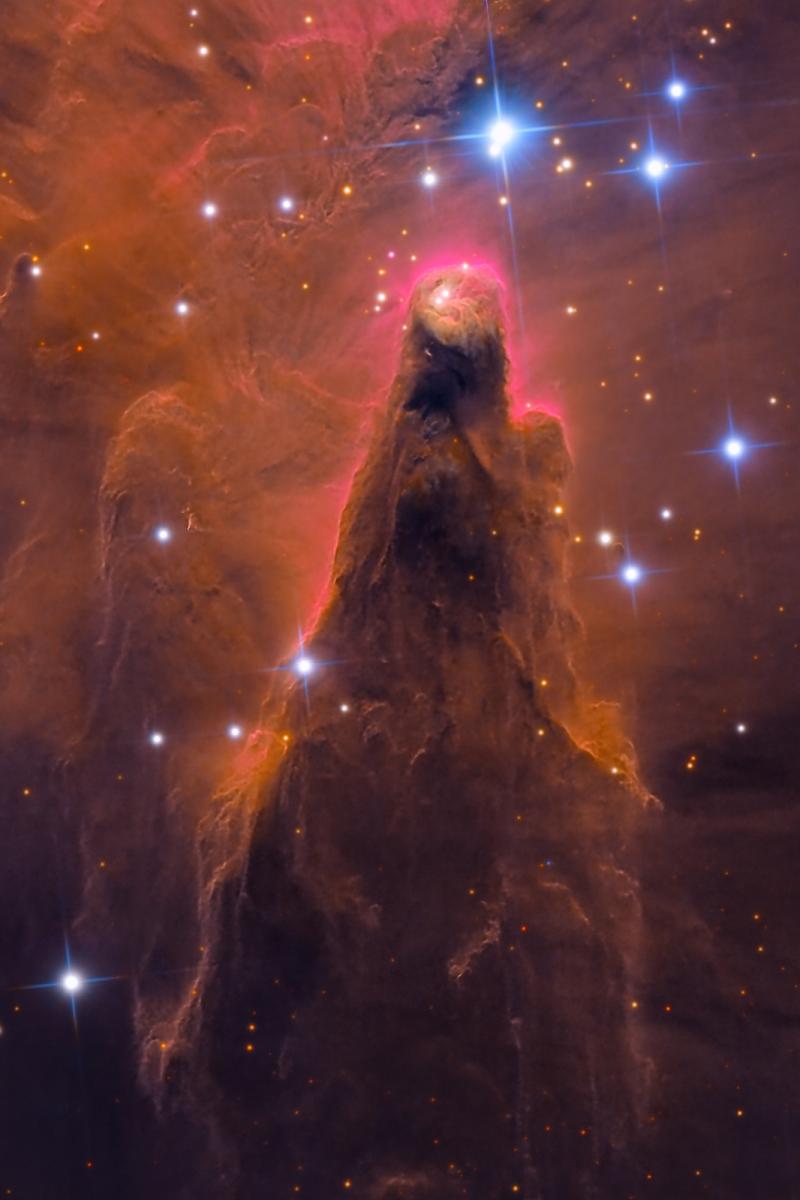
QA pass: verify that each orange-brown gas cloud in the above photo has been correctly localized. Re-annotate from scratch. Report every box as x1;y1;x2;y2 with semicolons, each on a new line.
2;1;799;1196
147;264;650;1198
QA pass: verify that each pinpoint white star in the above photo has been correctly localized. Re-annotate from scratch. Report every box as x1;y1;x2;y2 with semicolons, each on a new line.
421;168;438;188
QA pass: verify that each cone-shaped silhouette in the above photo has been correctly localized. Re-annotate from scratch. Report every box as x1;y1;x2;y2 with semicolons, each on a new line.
176;267;649;1199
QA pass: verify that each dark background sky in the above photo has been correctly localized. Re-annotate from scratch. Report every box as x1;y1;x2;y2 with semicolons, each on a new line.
0;0;798;1195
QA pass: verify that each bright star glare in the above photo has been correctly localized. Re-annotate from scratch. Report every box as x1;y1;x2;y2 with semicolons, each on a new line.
667;81;687;100
421;169;438;188
723;436;745;460
61;972;83;994
154;525;172;543
202;201;218;218
279;196;294;212
621;564;642;585
597;530;613;546
488;118;515;156
489;119;515;146
660;507;673;521
149;731;165;746
227;724;243;740
295;655;314;676
644;156;669;179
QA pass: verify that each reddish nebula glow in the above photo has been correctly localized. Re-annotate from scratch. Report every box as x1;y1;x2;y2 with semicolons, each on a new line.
0;1;797;1196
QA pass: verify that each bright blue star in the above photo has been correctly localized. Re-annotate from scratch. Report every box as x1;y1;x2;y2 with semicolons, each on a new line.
487;118;515;157
723;435;746;460
644;155;670;180
16;960;121;1032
